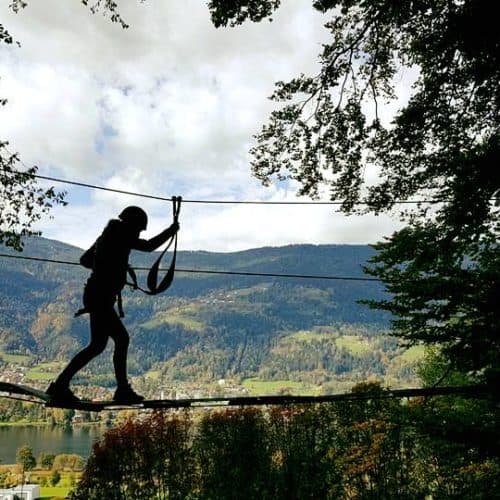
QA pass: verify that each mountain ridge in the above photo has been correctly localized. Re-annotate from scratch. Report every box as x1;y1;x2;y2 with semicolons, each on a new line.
0;237;416;395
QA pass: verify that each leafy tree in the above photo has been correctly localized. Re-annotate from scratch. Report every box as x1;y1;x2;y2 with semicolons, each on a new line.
16;444;36;472
50;469;61;486
207;0;500;381
0;458;6;488
267;404;343;499
0;146;66;250
53;454;86;471
72;403;500;499
38;452;56;470
71;412;195;500
195;407;272;499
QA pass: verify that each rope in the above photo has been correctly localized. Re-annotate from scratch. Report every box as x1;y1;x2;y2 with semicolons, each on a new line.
0;252;382;282
2;148;497;206
0;149;444;206
19;171;443;205
145;196;182;294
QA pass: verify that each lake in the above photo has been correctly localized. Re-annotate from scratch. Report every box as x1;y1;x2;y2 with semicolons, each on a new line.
0;425;106;464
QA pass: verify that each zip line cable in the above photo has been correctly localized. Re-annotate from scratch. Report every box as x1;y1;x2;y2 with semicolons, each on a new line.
0;253;381;282
3;146;499;206
1;146;440;206
4;168;438;205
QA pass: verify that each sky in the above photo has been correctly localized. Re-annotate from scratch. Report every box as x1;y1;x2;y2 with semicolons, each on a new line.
0;0;407;252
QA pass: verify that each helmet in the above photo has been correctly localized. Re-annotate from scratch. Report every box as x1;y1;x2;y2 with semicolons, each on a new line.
119;206;148;231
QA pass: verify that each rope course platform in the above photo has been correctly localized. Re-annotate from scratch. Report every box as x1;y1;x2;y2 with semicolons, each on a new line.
0;382;492;412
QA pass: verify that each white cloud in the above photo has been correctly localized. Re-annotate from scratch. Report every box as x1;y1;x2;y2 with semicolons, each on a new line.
1;0;406;252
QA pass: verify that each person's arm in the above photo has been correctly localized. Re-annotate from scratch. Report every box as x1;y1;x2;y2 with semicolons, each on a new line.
132;221;179;252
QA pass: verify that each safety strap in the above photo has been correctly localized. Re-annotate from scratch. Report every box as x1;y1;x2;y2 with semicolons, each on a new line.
127;196;182;296
74;296;125;318
117;292;125;318
75;197;181;318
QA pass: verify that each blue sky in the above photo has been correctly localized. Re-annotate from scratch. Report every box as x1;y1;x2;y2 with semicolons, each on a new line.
0;0;405;251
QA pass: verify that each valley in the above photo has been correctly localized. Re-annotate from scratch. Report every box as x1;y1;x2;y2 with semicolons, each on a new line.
0;237;424;405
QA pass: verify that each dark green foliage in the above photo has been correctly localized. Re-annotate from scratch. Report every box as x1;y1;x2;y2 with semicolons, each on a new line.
195;408;272;499
208;0;280;28
38;452;55;470
0;147;66;251
363;225;500;379
50;468;61;486
71;386;500;499
16;444;36;471
213;0;500;216
207;0;500;383
268;405;343;499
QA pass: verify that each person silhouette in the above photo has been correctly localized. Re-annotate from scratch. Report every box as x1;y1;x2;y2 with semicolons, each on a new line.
47;206;179;404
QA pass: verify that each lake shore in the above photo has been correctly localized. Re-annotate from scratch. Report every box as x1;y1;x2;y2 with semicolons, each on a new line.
0;424;106;464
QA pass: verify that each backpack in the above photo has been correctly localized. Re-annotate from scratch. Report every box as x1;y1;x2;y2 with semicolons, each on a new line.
80;243;96;269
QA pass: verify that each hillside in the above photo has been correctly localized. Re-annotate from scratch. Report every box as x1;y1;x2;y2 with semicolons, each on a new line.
0;237;422;397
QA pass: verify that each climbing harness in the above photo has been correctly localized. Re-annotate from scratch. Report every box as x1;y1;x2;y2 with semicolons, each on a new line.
126;196;182;296
75;196;182;318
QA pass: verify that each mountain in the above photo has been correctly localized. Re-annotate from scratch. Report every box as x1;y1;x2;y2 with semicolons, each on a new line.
0;237;419;394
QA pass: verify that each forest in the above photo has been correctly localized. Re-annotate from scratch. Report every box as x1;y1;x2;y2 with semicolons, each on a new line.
70;385;500;500
0;238;402;399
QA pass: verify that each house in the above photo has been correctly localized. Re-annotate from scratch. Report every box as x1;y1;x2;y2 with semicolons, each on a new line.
0;484;40;500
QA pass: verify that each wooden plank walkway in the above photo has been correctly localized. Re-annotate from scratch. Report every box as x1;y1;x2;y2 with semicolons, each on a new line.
0;381;492;412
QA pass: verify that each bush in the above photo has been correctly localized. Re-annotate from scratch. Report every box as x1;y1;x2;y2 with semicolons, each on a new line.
51;469;61;486
70;397;500;500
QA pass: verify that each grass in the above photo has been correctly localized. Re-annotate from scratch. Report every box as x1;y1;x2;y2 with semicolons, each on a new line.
26;361;65;381
142;308;205;331
0;420;49;427
1;470;78;499
285;330;333;343
242;378;320;396
145;369;161;380
25;371;57;381
0;351;31;364
230;284;271;297
40;485;72;498
279;332;373;356
335;335;372;355
399;345;426;362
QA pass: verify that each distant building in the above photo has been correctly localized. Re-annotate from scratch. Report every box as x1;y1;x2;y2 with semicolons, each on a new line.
0;484;40;500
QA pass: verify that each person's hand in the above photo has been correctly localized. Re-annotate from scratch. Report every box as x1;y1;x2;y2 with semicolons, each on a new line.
171;220;180;232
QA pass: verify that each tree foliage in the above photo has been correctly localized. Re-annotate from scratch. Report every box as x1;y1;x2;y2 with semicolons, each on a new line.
71;389;500;499
71;411;195;500
16;444;36;472
0;146;66;250
209;0;499;212
207;0;500;381
38;452;55;470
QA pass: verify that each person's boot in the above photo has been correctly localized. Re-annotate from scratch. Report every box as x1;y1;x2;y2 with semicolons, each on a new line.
46;382;80;404
113;383;144;404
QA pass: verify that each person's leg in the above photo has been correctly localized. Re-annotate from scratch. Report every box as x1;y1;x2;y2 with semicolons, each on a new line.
49;309;110;392
108;312;144;402
107;309;130;387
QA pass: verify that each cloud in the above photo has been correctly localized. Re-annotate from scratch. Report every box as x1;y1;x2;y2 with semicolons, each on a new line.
1;0;405;252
